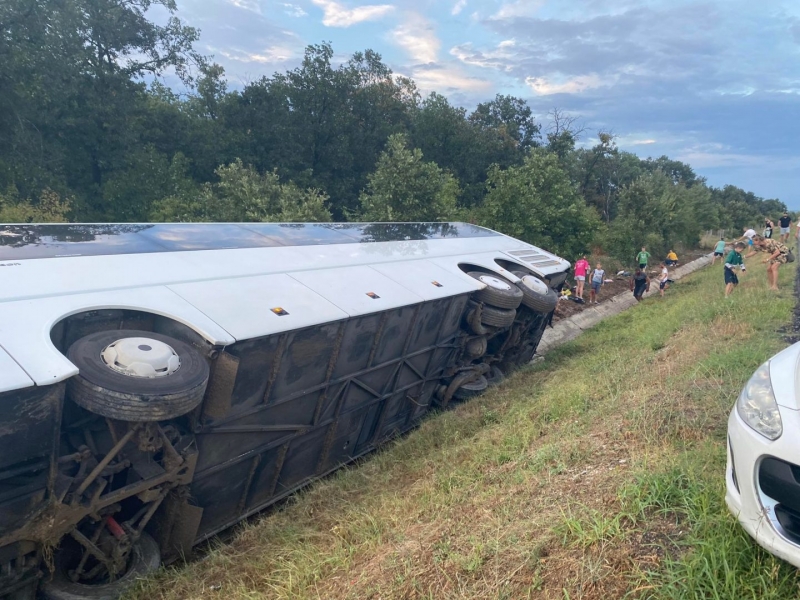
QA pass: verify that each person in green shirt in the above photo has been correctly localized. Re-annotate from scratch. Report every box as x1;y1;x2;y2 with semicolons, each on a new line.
712;237;726;265
636;247;651;270
724;242;746;297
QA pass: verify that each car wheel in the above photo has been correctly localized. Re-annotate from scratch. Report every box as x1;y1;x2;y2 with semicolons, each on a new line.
41;532;161;600
453;375;489;400
67;329;209;422
467;271;523;309
512;270;558;313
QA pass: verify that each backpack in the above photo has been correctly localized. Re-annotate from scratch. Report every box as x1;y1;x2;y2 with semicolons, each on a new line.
787;249;795;263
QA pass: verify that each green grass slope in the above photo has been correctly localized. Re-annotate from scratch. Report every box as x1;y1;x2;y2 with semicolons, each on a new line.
127;260;800;600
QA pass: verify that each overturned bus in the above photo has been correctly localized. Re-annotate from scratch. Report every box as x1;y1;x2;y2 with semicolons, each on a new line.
0;222;569;599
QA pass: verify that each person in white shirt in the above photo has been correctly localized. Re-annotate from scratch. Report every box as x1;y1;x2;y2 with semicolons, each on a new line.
658;263;669;297
739;227;757;257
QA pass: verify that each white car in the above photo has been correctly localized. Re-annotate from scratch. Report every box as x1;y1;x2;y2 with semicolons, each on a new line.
727;342;800;566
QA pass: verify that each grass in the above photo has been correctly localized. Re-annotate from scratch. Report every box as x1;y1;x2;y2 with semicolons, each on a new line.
127;259;799;600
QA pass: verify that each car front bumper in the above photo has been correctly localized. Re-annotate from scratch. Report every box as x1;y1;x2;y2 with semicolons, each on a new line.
727;404;800;567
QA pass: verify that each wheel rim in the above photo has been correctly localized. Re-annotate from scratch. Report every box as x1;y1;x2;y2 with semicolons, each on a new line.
520;275;550;296
101;337;181;378
478;274;512;291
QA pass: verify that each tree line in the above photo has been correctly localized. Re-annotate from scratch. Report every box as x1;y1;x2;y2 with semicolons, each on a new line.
0;0;787;262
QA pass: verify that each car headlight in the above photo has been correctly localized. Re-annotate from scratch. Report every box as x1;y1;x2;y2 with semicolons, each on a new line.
736;362;782;440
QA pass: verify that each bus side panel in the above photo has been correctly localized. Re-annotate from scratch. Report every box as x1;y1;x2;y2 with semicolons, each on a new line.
189;295;468;541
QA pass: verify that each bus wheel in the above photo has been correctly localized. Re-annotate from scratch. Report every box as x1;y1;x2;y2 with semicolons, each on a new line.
453;375;488;400
41;532;160;600
512;271;558;313
467;271;523;309
67;330;209;422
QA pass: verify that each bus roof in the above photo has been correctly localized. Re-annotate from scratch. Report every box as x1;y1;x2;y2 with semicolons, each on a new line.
0;222;570;394
0;222;498;261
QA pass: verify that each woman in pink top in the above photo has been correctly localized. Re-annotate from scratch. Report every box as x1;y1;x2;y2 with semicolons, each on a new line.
574;255;590;300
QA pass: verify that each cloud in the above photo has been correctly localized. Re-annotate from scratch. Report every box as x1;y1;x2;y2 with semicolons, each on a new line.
391;13;440;64
630;139;657;146
226;0;261;14
216;45;299;64
491;0;545;20
407;64;493;93
525;73;610;95
451;0;466;16
282;3;307;17
311;0;395;27
450;40;516;71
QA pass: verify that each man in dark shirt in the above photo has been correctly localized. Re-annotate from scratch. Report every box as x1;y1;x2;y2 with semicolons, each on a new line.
779;212;792;243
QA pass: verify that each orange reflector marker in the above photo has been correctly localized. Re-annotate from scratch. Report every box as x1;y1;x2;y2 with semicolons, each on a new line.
366;292;380;299
270;307;289;316
431;281;443;287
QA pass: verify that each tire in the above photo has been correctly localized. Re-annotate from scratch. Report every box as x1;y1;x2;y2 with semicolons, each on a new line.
41;532;161;600
453;375;488;400
467;271;523;309
486;365;505;388
67;330;209;422
468;301;516;328
512;270;558;314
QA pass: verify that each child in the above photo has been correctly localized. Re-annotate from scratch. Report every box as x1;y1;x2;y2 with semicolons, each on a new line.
724;241;746;297
574;255;590;300
658;262;669;297
636;246;650;270
589;262;605;304
665;250;678;266
712;237;726;265
630;268;649;302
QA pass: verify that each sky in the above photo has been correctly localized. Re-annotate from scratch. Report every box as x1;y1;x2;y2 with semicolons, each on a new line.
170;0;800;207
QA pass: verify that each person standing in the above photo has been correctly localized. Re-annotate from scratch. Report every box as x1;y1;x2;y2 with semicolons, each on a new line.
589;262;605;304
630;268;650;302
636;246;651;270
779;212;792;243
724;242;747;297
658;262;669;297
764;218;774;239
573;255;590;301
754;235;789;291
712;237;727;265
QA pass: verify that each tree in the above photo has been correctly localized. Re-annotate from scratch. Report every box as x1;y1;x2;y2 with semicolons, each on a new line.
358;134;459;222
151;159;331;222
0;187;71;223
604;171;711;262
474;150;600;259
0;0;203;219
469;94;540;152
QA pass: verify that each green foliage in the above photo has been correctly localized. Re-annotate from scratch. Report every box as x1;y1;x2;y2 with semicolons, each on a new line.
0;188;71;223
603;171;713;261
358;134;459;222
151;159;331;222
475;150;601;259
